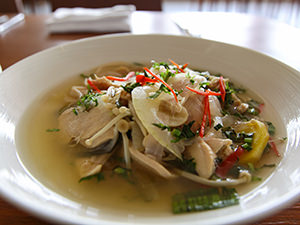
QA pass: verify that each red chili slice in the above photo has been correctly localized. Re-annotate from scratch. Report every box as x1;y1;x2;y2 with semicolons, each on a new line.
215;146;245;178
87;79;102;93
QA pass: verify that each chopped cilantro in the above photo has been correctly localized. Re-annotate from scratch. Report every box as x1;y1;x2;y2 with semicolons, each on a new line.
112;166;135;184
152;123;171;131
149;84;170;99
199;81;210;89
149;84;182;100
72;108;78;116
77;89;101;111
121;82;141;93
168;158;197;174
214;123;223;131
152;121;196;143
266;121;276;136
152;61;170;70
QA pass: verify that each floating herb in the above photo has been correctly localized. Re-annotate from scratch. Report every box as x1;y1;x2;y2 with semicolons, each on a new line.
113;166;135;184
79;172;104;183
152;123;171;131
168;158;197;174
171;121;196;143
72;108;78;116
266;121;276;136
251;176;262;182
214;123;223;131
153;121;196;143
46;128;60;132
149;84;170;99
77;89;101;111
121;82;141;93
172;187;239;214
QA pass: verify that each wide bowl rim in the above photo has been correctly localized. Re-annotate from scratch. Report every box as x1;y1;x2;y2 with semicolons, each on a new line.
1;33;300;225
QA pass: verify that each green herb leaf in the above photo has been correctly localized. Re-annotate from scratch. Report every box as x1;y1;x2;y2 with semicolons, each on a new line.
79;172;104;183
199;81;210;89
171;121;196;143
214;123;223;131
121;82;141;93
153;121;196;143
152;123;171;131
72;108;78;116
77;89;101;111
168;158;197;174
172;187;239;214
46;128;60;132
251;176;262;182
160;70;174;82
113;166;135;184
266;121;276;136
149;84;170;99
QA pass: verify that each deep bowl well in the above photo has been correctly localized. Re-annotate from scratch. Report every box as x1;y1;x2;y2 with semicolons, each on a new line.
0;34;300;225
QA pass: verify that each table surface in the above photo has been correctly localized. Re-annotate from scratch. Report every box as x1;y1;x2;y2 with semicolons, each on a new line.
1;10;300;225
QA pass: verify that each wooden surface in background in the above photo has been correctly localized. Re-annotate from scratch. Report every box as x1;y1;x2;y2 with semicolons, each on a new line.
0;11;300;224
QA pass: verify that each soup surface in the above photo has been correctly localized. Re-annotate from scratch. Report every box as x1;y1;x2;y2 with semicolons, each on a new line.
16;61;283;216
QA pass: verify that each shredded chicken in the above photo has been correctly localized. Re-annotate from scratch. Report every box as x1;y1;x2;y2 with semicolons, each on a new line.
185;138;216;179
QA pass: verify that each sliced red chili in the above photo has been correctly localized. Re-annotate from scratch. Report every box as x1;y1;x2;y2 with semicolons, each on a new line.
182;63;188;70
215;146;244;178
186;86;221;96
87;79;102;93
219;76;226;102
169;59;185;73
106;71;135;82
135;74;158;86
144;67;178;103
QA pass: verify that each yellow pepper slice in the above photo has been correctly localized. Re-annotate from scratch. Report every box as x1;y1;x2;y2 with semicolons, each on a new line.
234;119;269;164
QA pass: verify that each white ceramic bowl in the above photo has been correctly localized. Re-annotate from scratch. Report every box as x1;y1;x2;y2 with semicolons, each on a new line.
1;34;300;225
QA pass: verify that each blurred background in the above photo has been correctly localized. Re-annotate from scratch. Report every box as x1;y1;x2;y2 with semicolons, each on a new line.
1;0;299;28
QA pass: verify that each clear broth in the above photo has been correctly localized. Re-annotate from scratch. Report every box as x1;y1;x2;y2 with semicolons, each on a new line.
16;65;282;217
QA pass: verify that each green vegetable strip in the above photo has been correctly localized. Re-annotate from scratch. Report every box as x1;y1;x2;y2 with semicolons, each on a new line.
172;187;239;214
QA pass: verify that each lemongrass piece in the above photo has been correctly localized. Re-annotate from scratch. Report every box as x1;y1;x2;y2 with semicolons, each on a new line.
116;119;131;168
173;168;250;187
128;101;148;136
85;109;131;146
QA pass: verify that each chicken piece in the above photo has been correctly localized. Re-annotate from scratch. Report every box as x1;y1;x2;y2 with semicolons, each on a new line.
205;137;232;154
92;76;116;90
183;93;205;132
76;152;114;178
129;145;176;179
205;137;233;160
185;137;216;178
232;93;249;113
143;134;165;162
58;102;117;150
64;86;88;103
183;94;222;132
168;72;206;98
